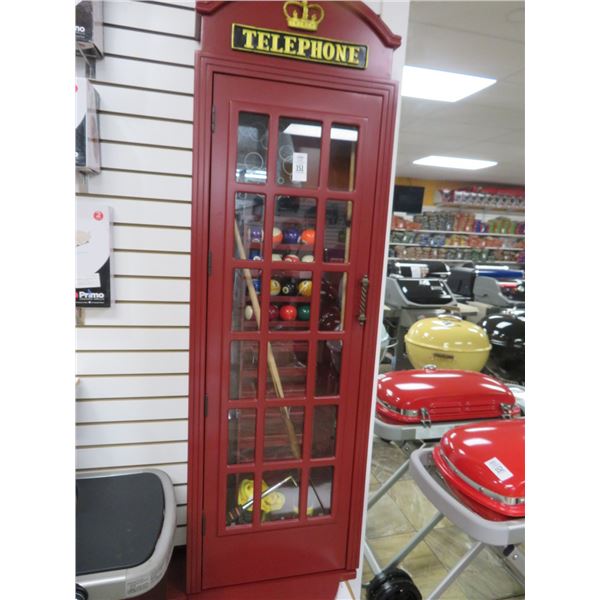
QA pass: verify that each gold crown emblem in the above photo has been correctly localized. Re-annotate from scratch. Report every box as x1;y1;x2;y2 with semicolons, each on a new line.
283;0;324;31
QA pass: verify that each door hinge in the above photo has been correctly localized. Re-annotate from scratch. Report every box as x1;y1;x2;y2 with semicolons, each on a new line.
211;105;216;133
202;512;206;536
204;393;208;418
208;250;212;275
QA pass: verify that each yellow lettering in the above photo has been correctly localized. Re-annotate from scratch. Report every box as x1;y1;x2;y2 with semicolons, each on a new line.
310;39;323;60
270;33;283;53
335;44;348;63
297;38;310;57
256;31;270;51
284;35;296;54
348;46;360;65
322;42;335;61
241;28;257;49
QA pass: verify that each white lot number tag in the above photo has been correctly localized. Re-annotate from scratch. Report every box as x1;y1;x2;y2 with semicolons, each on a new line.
292;152;308;182
484;457;513;482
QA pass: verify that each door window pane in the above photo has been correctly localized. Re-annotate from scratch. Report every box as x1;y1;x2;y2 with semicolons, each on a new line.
226;472;254;527
315;340;342;397
230;340;259;400
236;112;268;184
264;406;304;462
266;341;308;399
319;272;347;332
324;200;352;263
234;192;265;261
311;405;338;458
269;270;313;331
277;118;322;188
261;469;301;523
228;408;256;464
273;195;317;263
232;268;261;332
328;124;359;191
307;466;333;517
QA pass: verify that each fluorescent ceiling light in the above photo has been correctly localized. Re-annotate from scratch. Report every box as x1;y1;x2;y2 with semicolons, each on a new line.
284;124;358;142
413;155;497;170
402;66;496;102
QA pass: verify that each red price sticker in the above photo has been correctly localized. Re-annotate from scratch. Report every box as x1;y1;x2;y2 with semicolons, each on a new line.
93;211;104;221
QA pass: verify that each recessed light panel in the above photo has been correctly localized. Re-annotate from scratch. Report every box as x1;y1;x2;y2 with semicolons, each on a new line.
402;66;496;102
413;155;497;170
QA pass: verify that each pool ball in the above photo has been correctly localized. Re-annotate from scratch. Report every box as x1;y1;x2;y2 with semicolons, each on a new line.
301;254;315;263
283;226;300;244
273;227;283;244
248;249;262;261
252;278;261;293
298;280;312;297
281;280;298;296
248;226;263;243
283;254;300;263
268;304;279;321
279;305;297;321
244;305;254;321
300;228;316;245
270;279;281;296
297;304;311;321
272;253;284;262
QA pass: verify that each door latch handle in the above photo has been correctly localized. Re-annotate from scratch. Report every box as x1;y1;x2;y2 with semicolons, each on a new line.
358;274;369;325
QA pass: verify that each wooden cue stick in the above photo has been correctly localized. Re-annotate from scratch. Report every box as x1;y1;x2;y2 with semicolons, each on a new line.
233;220;301;459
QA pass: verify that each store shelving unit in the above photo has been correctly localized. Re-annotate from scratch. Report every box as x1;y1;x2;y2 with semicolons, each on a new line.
389;187;525;267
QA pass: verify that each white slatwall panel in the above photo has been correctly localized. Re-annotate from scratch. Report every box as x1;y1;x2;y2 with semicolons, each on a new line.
80;303;189;326
76;328;189;350
112;225;191;252
82;170;191;201
100;142;192;175
76;398;188;423
93;83;193;121
76;1;199;546
113;278;190;302
76;351;189;375
99;114;193;148
78;197;191;227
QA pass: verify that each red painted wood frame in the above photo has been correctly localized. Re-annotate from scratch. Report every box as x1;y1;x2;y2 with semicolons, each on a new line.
188;2;400;596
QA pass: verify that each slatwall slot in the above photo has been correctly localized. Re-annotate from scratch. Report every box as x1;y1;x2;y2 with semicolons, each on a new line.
112;251;190;277
112;278;190;302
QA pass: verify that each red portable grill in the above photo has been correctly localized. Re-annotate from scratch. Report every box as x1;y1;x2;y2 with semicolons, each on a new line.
376;368;520;426
433;419;525;519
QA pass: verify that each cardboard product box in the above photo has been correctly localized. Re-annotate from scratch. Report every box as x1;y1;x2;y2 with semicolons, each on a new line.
76;0;104;57
76;78;101;173
76;203;112;307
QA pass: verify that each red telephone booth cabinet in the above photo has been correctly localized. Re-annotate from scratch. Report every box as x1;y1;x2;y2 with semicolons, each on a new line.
187;2;402;598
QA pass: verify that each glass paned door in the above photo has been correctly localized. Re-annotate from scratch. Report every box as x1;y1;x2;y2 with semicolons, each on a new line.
203;73;382;589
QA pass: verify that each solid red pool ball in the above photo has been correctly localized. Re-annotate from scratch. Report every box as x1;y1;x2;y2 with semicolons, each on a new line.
268;304;279;321
279;305;297;321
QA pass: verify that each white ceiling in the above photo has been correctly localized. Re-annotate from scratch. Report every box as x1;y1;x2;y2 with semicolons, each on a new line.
397;1;524;184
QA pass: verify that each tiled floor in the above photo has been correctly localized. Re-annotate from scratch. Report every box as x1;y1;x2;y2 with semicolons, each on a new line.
361;437;525;599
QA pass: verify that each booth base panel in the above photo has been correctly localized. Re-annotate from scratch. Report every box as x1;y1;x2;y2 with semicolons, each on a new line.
160;548;349;600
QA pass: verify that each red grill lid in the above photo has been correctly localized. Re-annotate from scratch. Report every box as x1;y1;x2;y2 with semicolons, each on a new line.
376;369;518;424
433;419;525;517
